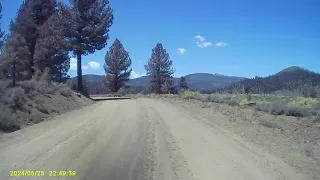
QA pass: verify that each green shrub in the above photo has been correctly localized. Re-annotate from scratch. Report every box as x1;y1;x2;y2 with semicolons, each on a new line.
66;79;74;89
0;104;20;132
182;90;202;100
202;94;212;102
313;113;320;122
256;100;315;117
19;80;40;93
59;86;72;97
1;87;27;109
310;103;320;115
227;97;239;106
29;109;46;124
206;95;225;103
268;100;287;115
295;97;318;106
285;104;310;117
239;99;250;106
0;80;11;95
256;100;286;115
178;91;320;118
256;102;269;112
36;104;50;114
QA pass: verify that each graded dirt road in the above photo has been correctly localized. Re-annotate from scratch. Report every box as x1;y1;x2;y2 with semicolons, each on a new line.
0;99;308;180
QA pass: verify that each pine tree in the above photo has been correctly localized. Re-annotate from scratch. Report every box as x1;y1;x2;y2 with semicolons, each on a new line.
1;34;30;86
0;2;5;49
310;87;317;98
0;2;6;79
244;85;251;94
58;0;114;92
161;79;173;94
51;53;70;83
178;76;188;90
145;43;174;94
33;14;70;82
143;82;154;95
103;39;132;93
10;0;57;79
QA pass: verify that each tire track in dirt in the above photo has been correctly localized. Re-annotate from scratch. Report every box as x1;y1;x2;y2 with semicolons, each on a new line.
143;102;194;180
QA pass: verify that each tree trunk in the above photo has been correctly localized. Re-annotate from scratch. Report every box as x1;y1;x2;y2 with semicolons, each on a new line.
77;52;83;92
12;61;16;87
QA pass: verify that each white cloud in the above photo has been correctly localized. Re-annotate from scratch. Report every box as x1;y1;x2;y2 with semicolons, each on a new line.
198;41;213;48
177;48;186;54
70;58;77;70
195;35;212;48
215;42;228;47
130;71;146;79
194;35;206;42
70;58;101;71
88;61;101;70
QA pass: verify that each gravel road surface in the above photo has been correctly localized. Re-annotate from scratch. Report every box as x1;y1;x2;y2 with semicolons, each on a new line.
0;98;307;180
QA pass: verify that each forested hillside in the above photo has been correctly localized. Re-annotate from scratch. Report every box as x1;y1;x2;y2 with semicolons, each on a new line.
218;66;320;97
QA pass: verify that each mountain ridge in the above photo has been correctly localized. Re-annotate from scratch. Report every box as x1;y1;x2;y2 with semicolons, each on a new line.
70;66;320;95
70;72;246;94
219;66;320;95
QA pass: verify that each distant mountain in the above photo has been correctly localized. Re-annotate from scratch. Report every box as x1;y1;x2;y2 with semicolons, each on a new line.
70;75;103;85
218;66;320;95
127;73;245;92
70;73;245;94
70;75;105;94
126;76;151;87
182;73;245;91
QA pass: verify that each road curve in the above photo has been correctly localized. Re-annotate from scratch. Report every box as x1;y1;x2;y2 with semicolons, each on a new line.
0;98;307;180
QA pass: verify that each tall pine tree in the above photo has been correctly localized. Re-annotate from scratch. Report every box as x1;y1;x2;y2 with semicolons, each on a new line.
0;2;6;79
1;34;30;86
34;13;70;82
103;39;132;93
145;43;174;94
10;0;57;79
58;0;114;92
0;2;5;49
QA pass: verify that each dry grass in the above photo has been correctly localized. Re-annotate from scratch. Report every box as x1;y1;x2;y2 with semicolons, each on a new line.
0;72;92;133
179;90;320;119
59;85;72;97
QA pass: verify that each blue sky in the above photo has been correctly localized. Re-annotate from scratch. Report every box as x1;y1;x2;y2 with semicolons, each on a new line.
1;0;320;78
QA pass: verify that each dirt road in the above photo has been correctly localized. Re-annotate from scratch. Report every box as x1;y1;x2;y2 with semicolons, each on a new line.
0;99;308;180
